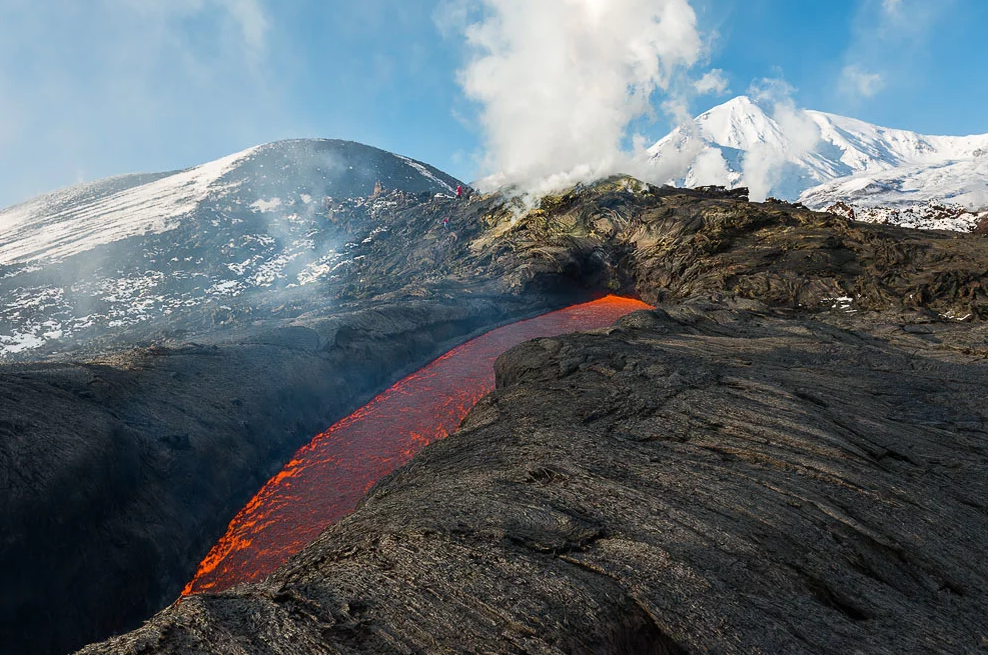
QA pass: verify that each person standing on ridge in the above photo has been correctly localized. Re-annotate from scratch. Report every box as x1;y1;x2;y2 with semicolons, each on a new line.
456;185;463;199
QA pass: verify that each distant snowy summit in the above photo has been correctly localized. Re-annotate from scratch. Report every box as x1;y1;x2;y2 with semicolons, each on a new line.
648;95;988;231
0;139;462;359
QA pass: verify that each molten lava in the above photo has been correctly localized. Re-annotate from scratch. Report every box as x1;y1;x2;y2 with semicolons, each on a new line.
183;295;650;595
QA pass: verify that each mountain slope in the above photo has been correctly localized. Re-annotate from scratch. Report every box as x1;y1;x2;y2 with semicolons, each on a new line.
0;140;463;360
648;96;988;208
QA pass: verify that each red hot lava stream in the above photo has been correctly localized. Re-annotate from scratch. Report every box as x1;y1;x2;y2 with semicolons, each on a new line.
183;295;651;595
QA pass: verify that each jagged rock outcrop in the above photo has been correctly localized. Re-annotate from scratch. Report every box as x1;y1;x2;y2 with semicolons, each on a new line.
826;201;856;221
459;180;988;319
79;300;988;654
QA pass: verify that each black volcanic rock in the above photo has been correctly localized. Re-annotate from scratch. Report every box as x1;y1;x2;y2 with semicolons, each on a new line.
77;300;988;654
6;177;988;655
0;295;546;655
228;139;461;200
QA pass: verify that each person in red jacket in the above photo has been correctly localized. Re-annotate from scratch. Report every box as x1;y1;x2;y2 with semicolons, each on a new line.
456;185;463;199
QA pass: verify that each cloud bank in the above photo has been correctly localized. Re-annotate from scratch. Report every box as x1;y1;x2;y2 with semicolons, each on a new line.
456;0;706;193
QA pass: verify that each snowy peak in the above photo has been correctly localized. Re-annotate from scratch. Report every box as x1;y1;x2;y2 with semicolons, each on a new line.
806;110;988;172
649;96;779;156
648;95;988;207
689;96;784;151
0;146;262;264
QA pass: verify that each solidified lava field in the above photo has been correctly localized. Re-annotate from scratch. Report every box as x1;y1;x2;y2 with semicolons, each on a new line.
183;295;650;594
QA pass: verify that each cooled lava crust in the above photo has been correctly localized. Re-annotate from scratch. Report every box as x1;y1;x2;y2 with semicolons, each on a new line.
80;300;988;654
4;179;988;655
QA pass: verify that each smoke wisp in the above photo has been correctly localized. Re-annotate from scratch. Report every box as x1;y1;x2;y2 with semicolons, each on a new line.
457;0;705;194
742;79;821;202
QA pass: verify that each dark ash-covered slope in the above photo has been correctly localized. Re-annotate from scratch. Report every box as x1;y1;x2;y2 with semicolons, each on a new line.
0;142;488;655
73;180;988;654
0;139;462;362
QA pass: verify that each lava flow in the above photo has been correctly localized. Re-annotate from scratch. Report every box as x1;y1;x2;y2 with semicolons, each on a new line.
183;295;651;595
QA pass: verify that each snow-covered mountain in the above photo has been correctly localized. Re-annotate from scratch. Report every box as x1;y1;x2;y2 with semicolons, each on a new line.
648;96;988;216
0;139;462;359
798;156;988;210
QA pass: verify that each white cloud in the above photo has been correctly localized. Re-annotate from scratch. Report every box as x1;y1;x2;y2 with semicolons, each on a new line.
837;0;950;100
689;147;732;187
748;76;797;106
882;0;903;16
114;0;270;60
221;0;270;58
455;0;706;194
433;0;472;39
840;64;886;98
693;69;729;96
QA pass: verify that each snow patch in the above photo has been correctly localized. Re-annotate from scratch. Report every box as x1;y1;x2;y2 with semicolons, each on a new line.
824;296;857;313
396;155;454;193
250;198;283;213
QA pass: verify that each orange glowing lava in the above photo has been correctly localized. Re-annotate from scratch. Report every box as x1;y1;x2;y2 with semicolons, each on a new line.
183;295;651;595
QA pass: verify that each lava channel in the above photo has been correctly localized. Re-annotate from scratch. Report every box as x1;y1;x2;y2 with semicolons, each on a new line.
183;295;651;595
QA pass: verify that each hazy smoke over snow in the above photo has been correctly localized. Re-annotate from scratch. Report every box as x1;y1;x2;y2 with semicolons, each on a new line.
689;147;733;187
743;79;821;202
458;0;704;194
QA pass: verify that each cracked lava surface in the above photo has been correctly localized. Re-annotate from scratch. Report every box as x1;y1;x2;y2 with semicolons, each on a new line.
183;295;651;595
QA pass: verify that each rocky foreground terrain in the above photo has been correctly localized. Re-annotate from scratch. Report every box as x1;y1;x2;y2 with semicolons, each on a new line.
5;179;988;654
81;298;988;654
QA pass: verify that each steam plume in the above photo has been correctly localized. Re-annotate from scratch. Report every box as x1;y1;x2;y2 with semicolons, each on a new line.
743;79;821;202
458;0;704;193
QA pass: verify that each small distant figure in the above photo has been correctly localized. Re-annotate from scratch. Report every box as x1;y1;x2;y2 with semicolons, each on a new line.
443;216;450;229
456;185;463;199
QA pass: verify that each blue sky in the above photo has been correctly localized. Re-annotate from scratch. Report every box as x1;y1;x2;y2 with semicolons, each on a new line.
0;0;985;208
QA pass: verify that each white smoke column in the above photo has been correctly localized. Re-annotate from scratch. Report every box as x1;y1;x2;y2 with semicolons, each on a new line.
460;0;703;193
